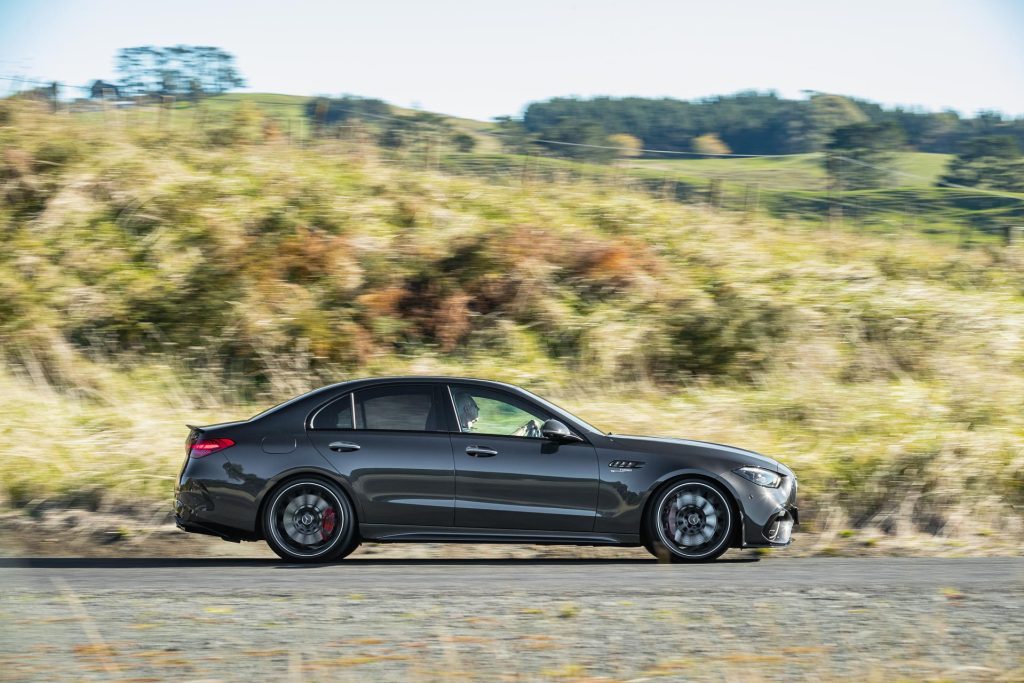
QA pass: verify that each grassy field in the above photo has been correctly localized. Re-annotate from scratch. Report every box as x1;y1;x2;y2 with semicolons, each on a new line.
1;97;1023;547
626;152;951;191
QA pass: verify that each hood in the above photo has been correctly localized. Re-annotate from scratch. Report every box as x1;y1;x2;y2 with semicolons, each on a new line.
607;434;784;473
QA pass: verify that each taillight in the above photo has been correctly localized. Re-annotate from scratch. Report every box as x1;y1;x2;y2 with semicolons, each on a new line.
189;438;235;458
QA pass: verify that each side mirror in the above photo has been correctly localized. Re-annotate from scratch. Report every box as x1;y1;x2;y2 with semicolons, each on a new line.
541;419;583;443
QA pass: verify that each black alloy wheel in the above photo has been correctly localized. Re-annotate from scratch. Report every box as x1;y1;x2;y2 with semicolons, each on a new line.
263;478;358;562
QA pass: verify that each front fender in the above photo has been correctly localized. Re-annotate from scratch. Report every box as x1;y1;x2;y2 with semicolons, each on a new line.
595;465;743;535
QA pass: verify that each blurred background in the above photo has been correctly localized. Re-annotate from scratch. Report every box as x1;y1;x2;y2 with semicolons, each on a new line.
0;0;1022;557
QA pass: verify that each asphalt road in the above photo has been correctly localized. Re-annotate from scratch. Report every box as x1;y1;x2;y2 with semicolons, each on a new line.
2;556;1021;681
2;556;1021;595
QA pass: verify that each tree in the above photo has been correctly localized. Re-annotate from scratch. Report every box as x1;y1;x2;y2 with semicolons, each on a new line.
823;122;904;190
940;136;1024;192
607;133;643;158
115;45;245;98
801;94;867;150
534;117;616;162
452;132;477;152
305;95;391;128
692;133;731;156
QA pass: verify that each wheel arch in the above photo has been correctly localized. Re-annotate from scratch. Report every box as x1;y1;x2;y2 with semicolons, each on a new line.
253;467;361;541
639;470;744;548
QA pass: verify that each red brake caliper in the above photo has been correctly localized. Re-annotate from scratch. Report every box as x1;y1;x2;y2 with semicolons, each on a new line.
321;508;337;541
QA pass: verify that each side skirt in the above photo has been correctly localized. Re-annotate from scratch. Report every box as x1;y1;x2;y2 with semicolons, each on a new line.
359;524;640;546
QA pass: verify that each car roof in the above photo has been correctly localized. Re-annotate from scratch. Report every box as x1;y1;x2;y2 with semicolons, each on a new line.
251;376;527;420
324;375;525;391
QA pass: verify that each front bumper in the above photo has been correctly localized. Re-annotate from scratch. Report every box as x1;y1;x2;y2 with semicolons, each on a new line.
763;506;798;545
728;471;799;548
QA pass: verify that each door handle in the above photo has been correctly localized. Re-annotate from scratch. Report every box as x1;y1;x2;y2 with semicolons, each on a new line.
328;441;361;452
465;445;497;457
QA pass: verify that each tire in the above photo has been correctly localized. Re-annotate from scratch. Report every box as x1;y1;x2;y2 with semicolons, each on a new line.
645;479;734;563
263;477;359;563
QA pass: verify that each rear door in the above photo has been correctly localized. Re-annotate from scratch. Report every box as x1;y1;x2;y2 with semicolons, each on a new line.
307;383;455;527
446;384;599;531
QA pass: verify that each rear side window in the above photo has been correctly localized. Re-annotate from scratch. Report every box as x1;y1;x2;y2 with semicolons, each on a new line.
311;393;354;429
310;384;444;432
355;385;441;432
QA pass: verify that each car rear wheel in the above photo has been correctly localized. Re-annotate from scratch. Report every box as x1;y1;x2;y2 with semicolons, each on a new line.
263;478;358;562
646;479;733;563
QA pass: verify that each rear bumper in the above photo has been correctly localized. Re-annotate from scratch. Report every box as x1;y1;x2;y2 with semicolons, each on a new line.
174;500;252;542
175;453;258;542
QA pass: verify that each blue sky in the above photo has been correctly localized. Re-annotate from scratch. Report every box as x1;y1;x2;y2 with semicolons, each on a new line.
1;0;1022;120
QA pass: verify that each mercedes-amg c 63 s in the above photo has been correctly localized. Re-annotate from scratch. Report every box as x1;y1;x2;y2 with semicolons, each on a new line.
175;377;798;562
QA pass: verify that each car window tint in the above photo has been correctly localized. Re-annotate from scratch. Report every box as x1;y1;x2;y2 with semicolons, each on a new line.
311;394;354;429
356;385;440;432
449;386;550;438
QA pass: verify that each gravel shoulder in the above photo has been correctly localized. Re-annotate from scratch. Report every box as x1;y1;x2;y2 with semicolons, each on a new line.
1;558;1021;681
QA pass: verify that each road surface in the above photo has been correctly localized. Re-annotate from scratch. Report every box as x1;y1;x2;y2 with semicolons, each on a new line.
1;557;1021;681
1;555;1020;593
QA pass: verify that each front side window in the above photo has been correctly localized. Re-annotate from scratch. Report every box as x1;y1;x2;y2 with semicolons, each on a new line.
449;386;551;438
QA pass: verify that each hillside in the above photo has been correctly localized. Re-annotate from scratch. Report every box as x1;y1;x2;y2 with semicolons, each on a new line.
1;97;1023;549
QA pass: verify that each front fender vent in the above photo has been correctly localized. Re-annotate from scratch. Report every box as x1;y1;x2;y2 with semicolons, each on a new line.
608;460;644;470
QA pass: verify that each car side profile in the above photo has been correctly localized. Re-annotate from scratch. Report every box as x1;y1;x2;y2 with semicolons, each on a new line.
175;377;797;562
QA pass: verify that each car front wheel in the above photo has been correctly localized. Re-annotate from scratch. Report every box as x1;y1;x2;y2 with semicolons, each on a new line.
263;478;358;562
646;479;733;562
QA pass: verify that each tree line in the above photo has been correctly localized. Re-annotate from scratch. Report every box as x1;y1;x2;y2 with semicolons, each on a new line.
114;45;245;99
100;45;1024;193
498;93;1024;192
516;92;1024;158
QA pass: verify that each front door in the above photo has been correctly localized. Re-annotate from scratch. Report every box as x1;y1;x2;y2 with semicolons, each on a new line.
447;384;599;531
307;383;455;527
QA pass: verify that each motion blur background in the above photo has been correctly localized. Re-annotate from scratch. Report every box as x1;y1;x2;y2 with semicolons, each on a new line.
1;0;1023;556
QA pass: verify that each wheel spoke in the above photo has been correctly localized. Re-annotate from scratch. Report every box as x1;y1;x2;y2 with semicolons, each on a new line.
272;484;345;554
659;484;729;558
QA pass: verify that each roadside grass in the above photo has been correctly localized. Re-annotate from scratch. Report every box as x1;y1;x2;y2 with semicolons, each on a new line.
1;99;1023;543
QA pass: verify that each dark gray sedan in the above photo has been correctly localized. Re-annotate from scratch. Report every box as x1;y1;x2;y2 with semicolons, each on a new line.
175;377;797;562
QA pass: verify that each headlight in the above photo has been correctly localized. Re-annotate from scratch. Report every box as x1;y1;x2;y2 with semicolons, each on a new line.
734;466;782;488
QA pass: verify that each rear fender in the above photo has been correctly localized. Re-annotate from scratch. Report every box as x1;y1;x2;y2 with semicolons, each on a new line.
253;466;361;540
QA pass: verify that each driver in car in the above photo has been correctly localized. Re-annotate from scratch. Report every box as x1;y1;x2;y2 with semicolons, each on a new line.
453;391;543;437
454;391;481;431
